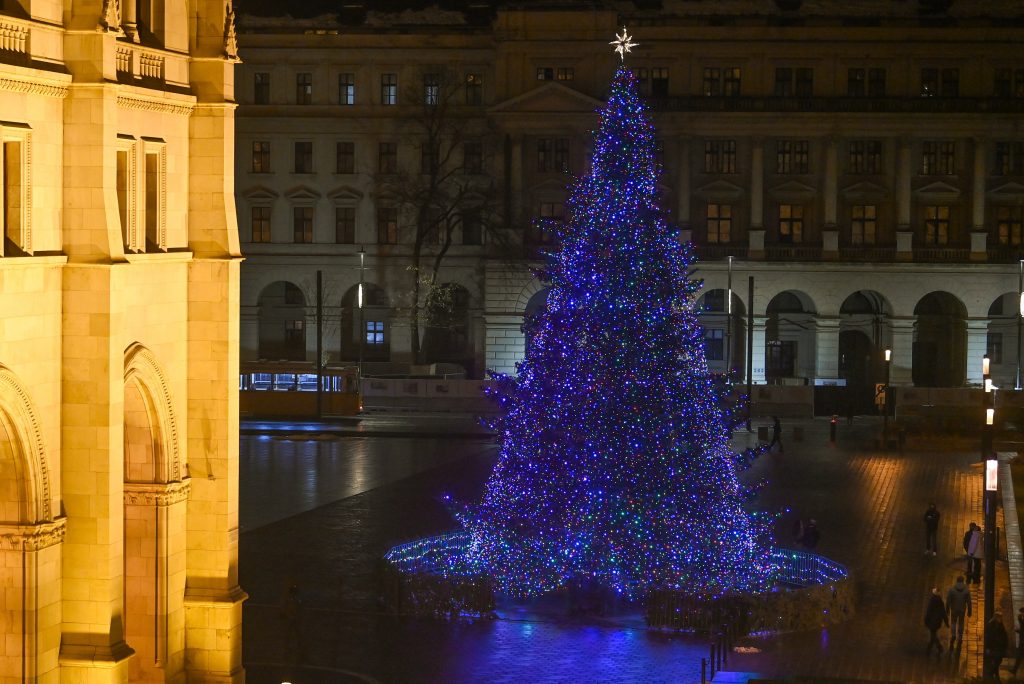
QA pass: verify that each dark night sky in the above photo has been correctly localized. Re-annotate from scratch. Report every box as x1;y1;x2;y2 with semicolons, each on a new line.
236;0;497;19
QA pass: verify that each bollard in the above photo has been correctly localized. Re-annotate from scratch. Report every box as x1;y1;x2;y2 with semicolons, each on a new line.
701;657;707;684
829;415;838;442
710;643;716;677
717;634;723;671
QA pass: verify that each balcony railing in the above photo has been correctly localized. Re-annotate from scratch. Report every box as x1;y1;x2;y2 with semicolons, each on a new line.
912;247;971;262
987;245;1024;263
0;18;28;56
693;243;748;260
837;245;898;262
763;245;823;261
648;95;1024;115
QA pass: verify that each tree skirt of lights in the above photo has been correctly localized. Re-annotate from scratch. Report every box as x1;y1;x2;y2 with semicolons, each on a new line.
381;532;853;634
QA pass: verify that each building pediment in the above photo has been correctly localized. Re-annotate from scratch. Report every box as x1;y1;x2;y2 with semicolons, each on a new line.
693;180;744;201
841;180;889;202
914;180;961;202
767;180;816;203
490;82;603;115
241;185;279;202
284;185;322;202
327;185;364;202
987;181;1024;201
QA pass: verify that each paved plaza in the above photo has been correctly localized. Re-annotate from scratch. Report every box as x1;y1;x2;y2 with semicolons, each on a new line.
238;415;1019;683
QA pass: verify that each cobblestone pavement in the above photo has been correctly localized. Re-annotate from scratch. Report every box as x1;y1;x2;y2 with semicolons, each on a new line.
239;416;1016;683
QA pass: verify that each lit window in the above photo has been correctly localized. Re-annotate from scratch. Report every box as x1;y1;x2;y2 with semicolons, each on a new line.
778;204;804;243
296;72;312;105
776;140;809;174
424;74;439;106
850;205;876;245
381;73;398;105
849;140;882;174
996;206;1023;246
923;205;950;245
339;73;355;105
706;203;732;243
921;140;955;175
252;141;270;173
704;140;736;174
251;206;271;243
366;321;385;346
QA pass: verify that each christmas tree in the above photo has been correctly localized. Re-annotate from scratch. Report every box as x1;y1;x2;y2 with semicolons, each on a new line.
460;47;775;600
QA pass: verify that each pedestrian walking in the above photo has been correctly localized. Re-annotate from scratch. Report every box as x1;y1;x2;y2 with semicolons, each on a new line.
924;587;948;656
800;519;820;550
1012;606;1024;676
964;522;983;583
924;503;940;556
769;416;784;454
984;612;1009;681
946;575;972;649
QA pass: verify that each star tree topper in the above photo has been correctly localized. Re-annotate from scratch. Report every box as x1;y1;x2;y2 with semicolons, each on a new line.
610;27;638;62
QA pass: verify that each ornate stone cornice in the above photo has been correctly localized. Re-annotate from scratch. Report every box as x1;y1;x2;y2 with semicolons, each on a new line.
0;518;66;551
0;78;69;99
116;95;194;116
124;479;191;507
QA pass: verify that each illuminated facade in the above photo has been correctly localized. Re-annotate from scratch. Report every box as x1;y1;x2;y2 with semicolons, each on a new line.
235;1;1024;397
0;1;244;681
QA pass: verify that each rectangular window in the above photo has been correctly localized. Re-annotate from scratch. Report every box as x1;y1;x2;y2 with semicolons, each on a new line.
537;138;570;173
424;74;439;106
293;206;313;243
704;329;725;361
774;68;793;96
144;149;163;249
869;68;887;96
795;68;813;97
847;68;866;97
941;68;959;97
377;206;398;244
921;140;955;175
335;206;355;244
252;141;270;173
463;141;483;174
923;205;950;245
466;73;483;105
706;203;732;243
527;202;562;244
537;67;553;81
703;68;721;97
115;147;130;248
995;142;1024;175
381;73;398;105
850;205;877;245
251;206;271;243
285;319;304;345
294;142;313;173
296;72;312;105
339;72;355;105
849;140;882;174
921;68;938;97
778;204;804;243
254;72;270;104
366;321;385;346
557;67;574;81
994;68;1024;98
723;68;741;96
996;206;1023;246
921;68;958;97
336;141;354;174
379;142;397;174
636;67;668;96
776;140;809;174
704;140;736;174
461;211;482;245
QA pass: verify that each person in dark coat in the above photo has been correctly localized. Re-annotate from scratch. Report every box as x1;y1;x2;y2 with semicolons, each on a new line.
964;522;983;584
984;612;1009;681
946;576;972;648
1012;606;1024;676
924;587;948;656
769;416;784;453
924;503;940;556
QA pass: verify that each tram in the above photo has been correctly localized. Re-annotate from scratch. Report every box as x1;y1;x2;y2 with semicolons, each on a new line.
239;361;362;417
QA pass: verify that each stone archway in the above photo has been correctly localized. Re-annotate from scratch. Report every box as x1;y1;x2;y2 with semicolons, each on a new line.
523;287;551;356
122;345;189;683
0;365;63;682
423;283;472;369
697;288;747;377
913;292;967;387
340;283;391;362
765;291;817;384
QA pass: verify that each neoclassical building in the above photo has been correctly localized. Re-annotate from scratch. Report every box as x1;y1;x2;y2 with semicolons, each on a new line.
235;0;1024;407
0;1;244;682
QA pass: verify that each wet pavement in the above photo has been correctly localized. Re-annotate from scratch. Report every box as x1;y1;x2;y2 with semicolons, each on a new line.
238;415;1017;683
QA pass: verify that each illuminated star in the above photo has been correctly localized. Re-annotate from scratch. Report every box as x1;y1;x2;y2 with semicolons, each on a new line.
610;27;638;62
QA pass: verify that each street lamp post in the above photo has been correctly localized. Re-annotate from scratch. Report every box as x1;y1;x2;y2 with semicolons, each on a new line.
726;256;733;376
883;348;891;443
358;247;366;379
1016;259;1023;391
982;354;997;677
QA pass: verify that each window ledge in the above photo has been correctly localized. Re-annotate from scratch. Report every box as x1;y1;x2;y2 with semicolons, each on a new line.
123;249;193;265
0;253;68;266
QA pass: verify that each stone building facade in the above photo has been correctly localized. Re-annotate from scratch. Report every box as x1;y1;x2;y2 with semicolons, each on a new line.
235;1;1024;404
0;0;244;681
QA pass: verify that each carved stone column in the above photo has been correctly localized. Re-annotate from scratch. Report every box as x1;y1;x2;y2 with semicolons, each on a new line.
971;138;988;262
749;139;765;259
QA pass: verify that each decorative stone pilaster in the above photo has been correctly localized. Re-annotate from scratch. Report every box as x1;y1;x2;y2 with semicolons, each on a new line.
889;317;915;385
966;319;991;386
813;317;841;382
751;315;768;384
749;139;764;259
485;314;525;376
